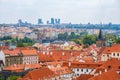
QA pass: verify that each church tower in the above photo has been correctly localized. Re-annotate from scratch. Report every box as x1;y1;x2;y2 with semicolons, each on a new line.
96;29;105;47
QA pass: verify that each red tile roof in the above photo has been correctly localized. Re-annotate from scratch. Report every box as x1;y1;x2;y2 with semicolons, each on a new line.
63;62;102;69
102;44;120;54
102;58;120;70
3;64;41;72
38;50;81;62
88;70;120;80
50;67;73;75
3;49;20;56
23;67;57;80
21;50;37;56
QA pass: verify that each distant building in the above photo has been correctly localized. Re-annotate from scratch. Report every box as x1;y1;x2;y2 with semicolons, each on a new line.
18;19;22;26
51;18;54;24
21;49;38;64
55;18;60;24
38;18;43;24
2;49;22;67
46;20;49;24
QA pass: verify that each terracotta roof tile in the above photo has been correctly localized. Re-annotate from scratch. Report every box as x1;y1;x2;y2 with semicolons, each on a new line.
3;64;41;72
3;49;20;56
102;44;120;54
88;70;120;80
63;62;102;69
23;67;57;80
21;50;37;56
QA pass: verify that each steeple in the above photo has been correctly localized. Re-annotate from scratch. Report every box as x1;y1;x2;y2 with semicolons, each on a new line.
97;29;103;40
96;29;105;47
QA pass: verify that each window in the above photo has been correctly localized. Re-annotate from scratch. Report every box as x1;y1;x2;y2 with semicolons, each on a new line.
77;69;79;71
81;69;83;72
113;53;115;56
86;69;88;72
117;53;119;56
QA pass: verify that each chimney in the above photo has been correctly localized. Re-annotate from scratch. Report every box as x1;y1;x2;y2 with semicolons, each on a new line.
68;62;71;67
50;52;53;55
99;71;102;75
105;69;107;72
47;52;49;55
43;52;45;55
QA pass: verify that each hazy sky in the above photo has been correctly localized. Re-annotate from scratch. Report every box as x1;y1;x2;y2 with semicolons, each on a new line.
0;0;120;24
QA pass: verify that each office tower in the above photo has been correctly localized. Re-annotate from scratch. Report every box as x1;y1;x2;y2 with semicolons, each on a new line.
18;19;22;26
55;19;57;24
51;18;54;24
57;18;60;24
38;18;43;24
46;20;49;24
55;18;60;24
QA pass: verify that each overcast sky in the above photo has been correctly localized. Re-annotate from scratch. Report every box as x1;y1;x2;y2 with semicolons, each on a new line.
0;0;120;24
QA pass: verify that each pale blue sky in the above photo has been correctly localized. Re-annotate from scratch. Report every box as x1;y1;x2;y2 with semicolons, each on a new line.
0;0;120;24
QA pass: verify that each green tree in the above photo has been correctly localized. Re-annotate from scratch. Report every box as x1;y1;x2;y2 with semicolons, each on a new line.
105;34;116;43
83;35;97;45
9;75;19;80
58;32;68;40
17;42;24;47
69;32;76;39
116;38;120;43
72;39;82;45
0;74;4;80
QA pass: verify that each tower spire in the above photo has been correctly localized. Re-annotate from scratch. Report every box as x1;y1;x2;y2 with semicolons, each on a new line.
98;29;103;40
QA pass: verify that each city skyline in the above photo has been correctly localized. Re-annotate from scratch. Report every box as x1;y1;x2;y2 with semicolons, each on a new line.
0;0;120;24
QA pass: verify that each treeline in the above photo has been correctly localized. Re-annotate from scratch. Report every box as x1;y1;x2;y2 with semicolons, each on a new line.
58;32;97;47
58;32;120;47
58;32;80;40
0;36;34;47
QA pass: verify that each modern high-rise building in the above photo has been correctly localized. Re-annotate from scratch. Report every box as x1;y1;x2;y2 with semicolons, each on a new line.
55;18;60;24
18;19;22;26
51;18;54;24
55;19;58;24
46;20;49;24
57;18;60;24
38;18;43;24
